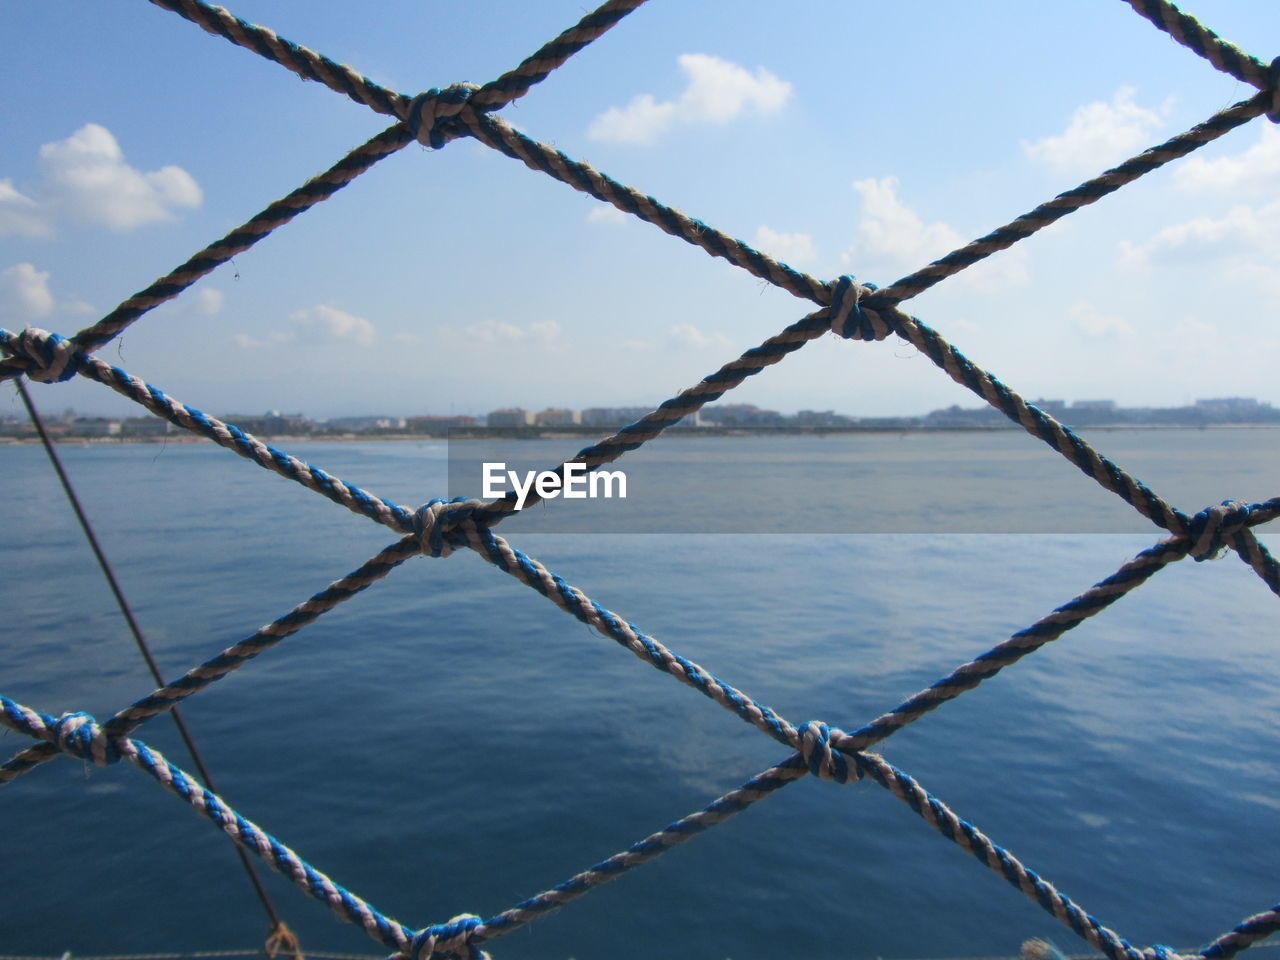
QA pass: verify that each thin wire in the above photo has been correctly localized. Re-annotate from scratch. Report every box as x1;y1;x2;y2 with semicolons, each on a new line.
12;380;289;938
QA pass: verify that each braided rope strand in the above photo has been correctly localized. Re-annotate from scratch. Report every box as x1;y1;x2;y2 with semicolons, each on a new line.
837;537;1189;752
106;536;422;735
854;752;1149;960
881;310;1190;534
464;0;650;113
460;522;800;749
1202;906;1280;960
875;93;1270;304
1;330;418;534
1120;0;1273;92
475;312;831;521
461;110;829;304
146;0;648;122
0;537;420;783
125;736;416;953
468;757;806;948
65;125;415;358
47;0;647;371
146;0;403;116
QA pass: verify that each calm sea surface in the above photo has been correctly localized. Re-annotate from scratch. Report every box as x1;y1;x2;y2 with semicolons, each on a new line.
2;430;1278;960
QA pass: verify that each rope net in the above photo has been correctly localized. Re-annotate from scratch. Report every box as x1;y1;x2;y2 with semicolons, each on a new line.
3;1;1279;958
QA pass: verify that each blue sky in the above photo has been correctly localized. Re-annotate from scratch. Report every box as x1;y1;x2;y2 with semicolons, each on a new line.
3;0;1280;420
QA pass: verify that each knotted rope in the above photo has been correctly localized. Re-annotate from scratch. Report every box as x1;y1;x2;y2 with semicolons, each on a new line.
10;328;77;383
263;921;305;960
1;700;130;768
799;721;862;783
50;712;123;766
1188;499;1259;561
407;915;490;960
405;84;481;149
413;498;487;558
827;275;895;342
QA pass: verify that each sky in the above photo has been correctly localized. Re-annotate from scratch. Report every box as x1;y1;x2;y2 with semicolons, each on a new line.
3;0;1280;421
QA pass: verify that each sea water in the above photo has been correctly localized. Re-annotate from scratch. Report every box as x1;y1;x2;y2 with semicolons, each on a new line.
2;430;1278;960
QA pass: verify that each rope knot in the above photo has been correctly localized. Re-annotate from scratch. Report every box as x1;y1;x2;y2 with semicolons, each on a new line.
414;498;486;557
12;327;78;383
51;712;121;765
1187;499;1254;560
410;913;488;960
827;275;893;341
799;721;860;783
406;83;480;148
1267;57;1280;123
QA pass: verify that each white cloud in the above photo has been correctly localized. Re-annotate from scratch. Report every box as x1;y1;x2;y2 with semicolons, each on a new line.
843;177;1028;293
586;204;628;226
667;322;730;350
30;124;201;231
0;263;54;319
461;317;561;347
1174;124;1280;193
1022;87;1169;173
290;304;376;345
232;304;376;349
588;54;791;145
231;330;291;349
753;226;816;267
1119;200;1280;269
849;177;962;267
1119;199;1280;302
191;287;224;317
1070;301;1134;338
0;179;51;238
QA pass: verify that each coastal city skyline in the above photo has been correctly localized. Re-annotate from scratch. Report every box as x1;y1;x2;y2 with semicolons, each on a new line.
7;394;1276;440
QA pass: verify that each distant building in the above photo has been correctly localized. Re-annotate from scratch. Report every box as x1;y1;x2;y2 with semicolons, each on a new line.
405;415;476;435
1191;397;1278;423
700;404;785;427
120;417;169;437
923;404;1010;428
69;417;121;437
1060;399;1119;426
1030;398;1066;415
487;408;534;428
857;416;924;430
223;412;311;435
1070;399;1116;411
793;409;855;428
1196;397;1264;414
327;416;407;433
580;407;652;428
534;408;581;427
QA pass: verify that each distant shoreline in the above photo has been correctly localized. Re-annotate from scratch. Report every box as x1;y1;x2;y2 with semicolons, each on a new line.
3;422;1278;446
